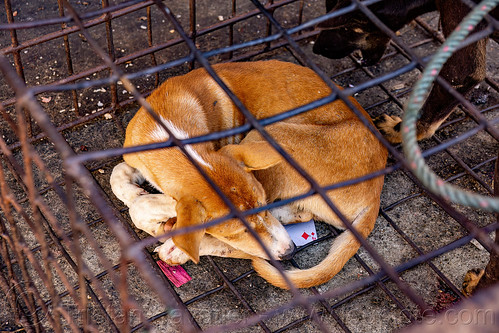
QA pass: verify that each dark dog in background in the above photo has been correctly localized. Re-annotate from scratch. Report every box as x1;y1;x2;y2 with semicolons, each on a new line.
314;0;499;295
313;0;499;143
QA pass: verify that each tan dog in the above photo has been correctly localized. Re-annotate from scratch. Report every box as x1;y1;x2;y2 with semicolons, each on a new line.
110;60;387;289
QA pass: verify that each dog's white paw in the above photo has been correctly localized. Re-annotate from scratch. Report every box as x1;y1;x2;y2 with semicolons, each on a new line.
129;194;177;237
110;162;148;207
154;238;190;265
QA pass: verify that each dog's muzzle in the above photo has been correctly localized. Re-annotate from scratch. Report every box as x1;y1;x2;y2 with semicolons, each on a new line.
278;242;296;261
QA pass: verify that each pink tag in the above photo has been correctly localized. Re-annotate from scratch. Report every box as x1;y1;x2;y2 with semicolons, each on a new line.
156;260;192;287
284;220;317;246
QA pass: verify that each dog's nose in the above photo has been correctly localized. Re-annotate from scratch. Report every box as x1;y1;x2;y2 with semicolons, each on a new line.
278;243;296;261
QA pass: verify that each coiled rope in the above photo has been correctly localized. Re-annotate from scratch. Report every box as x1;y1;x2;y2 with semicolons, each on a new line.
402;0;499;212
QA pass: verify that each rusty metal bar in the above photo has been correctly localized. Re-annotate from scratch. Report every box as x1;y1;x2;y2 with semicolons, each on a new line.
0;127;123;332
189;0;196;70
0;0;498;332
57;0;80;116
0;48;195;332
146;5;160;88
4;0;31;136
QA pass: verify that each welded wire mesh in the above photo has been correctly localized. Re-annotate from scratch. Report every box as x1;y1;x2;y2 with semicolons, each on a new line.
0;0;498;332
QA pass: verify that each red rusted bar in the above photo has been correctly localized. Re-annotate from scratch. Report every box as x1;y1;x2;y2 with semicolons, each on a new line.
146;6;159;88
57;0;80;116
0;0;498;332
4;0;31;136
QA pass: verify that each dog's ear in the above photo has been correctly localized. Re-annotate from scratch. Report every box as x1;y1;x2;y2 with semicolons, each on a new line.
220;141;285;171
172;196;206;264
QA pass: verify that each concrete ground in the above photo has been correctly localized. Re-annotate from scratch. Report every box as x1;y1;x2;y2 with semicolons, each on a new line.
0;1;498;332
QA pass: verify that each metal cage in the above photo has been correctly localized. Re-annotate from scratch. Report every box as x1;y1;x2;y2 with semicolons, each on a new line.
1;0;499;332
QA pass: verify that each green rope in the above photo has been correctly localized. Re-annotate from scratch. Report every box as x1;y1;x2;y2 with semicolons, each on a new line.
402;0;499;212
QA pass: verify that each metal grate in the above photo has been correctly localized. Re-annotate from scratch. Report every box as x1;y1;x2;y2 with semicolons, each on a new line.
0;0;498;332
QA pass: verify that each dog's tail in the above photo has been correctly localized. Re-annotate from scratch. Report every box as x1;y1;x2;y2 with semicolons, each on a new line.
252;207;376;289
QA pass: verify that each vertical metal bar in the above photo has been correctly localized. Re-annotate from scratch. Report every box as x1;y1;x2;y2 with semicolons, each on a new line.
16;101;64;332
265;0;275;50
0;204;24;326
65;174;90;331
2;77;112;333
474;152;499;289
118;259;131;333
101;0;125;135
0;168;44;332
2;118;167;332
228;0;236;59
1;239;43;332
146;5;160;88
189;0;196;70
0;261;24;325
57;0;80;116
297;0;304;27
4;0;31;136
0;0;496;332
34;200;119;333
102;0;119;109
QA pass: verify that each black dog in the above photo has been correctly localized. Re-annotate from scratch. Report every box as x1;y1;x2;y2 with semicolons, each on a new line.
314;0;499;143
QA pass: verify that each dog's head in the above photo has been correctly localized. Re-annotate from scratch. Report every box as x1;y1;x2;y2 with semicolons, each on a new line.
170;141;294;264
313;0;436;65
313;0;390;66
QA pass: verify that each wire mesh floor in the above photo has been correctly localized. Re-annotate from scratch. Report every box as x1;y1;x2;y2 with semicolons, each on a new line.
1;0;499;332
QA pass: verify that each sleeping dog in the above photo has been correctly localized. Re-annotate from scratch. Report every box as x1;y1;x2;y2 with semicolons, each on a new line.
110;60;387;289
313;0;499;143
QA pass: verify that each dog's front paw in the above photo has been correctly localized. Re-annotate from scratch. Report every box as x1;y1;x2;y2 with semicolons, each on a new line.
462;268;485;296
270;205;313;224
154;238;190;265
373;114;403;143
129;194;177;237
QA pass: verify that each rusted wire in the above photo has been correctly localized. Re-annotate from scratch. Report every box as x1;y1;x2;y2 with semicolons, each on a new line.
0;0;498;332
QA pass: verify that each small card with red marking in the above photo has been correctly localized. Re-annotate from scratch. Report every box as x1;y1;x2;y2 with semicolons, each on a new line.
284;220;317;246
156;260;192;287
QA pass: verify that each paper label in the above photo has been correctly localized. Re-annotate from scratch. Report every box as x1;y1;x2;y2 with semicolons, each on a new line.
284;220;317;246
156;260;192;287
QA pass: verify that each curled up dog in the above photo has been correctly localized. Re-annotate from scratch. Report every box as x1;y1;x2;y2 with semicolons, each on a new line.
110;60;387;289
